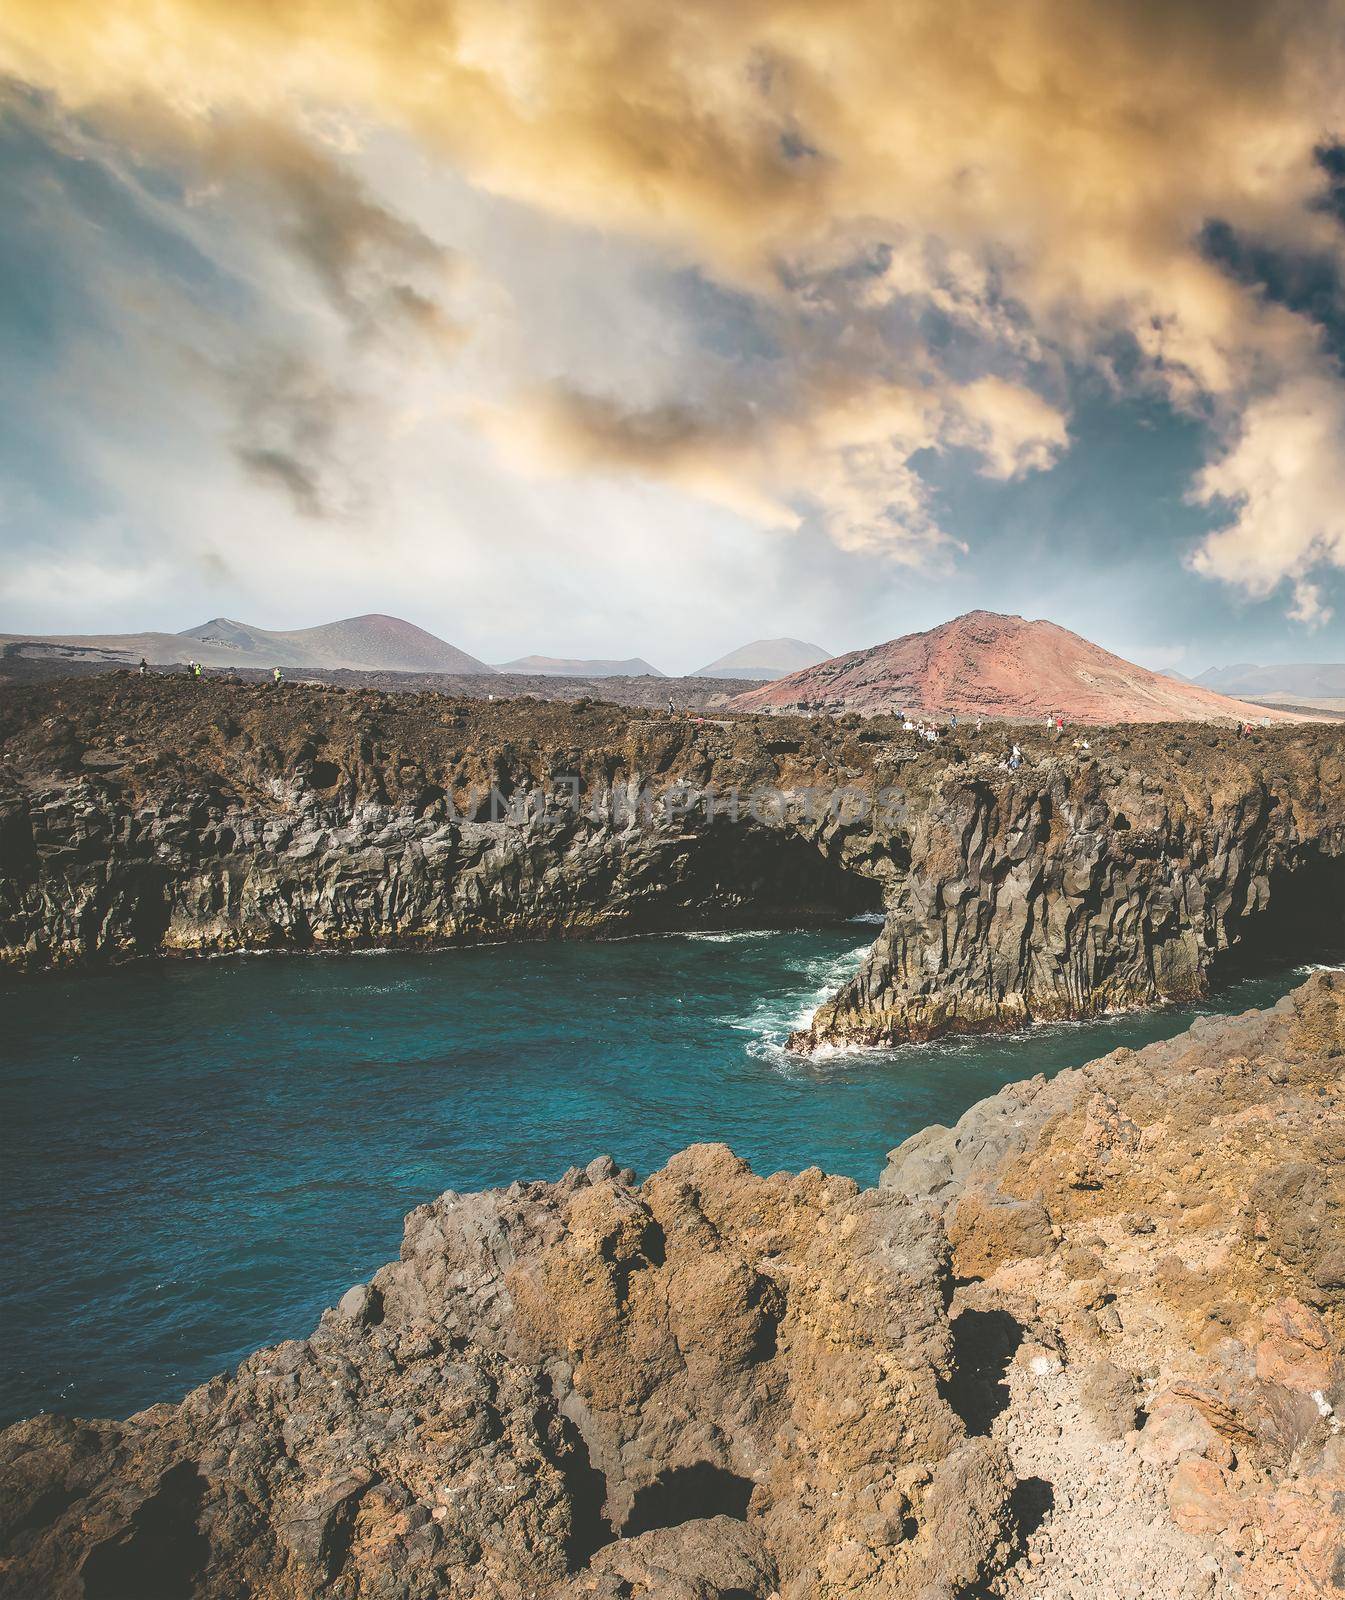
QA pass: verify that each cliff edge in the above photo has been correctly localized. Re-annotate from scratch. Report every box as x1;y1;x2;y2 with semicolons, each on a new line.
2;677;1342;1046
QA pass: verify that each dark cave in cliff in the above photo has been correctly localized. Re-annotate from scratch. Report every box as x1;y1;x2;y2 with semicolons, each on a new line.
632;821;886;932
1211;849;1345;985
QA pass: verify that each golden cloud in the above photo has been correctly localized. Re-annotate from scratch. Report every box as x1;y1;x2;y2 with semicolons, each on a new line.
4;0;1344;596
480;369;1067;565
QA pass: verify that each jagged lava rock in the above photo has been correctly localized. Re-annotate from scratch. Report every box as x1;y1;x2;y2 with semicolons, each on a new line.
884;971;1345;1600
0;1147;1017;1600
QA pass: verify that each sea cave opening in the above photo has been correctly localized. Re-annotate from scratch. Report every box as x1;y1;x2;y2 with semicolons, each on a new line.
1209;848;1345;987
622;816;888;935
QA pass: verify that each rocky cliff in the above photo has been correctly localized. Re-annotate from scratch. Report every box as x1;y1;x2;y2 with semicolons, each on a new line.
2;972;1341;1600
0;677;888;968
1;677;1342;1047
794;723;1345;1049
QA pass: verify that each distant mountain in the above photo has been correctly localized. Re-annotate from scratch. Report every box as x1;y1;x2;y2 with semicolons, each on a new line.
1;614;492;674
1192;662;1345;698
692;638;832;680
732;611;1310;724
180;615;491;674
495;655;665;678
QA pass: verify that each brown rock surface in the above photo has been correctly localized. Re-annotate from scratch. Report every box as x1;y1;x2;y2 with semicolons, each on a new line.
0;1148;1017;1600
883;970;1345;1599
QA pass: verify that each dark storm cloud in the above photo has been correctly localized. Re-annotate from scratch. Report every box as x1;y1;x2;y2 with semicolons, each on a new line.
1200;218;1345;368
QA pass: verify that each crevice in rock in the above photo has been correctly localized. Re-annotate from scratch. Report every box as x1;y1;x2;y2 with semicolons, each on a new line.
1009;1474;1055;1539
0;1483;80;1543
620;1463;754;1537
939;1308;1024;1436
80;1462;209;1600
745;1276;782;1364
546;1408;614;1568
958;1478;1054;1599
560;1426;614;1569
607;1218;665;1303
130;873;172;955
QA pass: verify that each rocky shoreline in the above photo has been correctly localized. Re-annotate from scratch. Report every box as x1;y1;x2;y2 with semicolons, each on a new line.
1;677;1343;1047
1;971;1341;1598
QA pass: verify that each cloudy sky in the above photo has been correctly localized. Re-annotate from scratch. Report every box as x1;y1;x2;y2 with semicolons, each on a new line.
1;0;1344;673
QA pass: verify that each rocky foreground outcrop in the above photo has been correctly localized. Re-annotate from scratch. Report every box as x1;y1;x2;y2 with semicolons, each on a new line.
1;677;1343;1046
884;969;1345;1600
2;974;1341;1599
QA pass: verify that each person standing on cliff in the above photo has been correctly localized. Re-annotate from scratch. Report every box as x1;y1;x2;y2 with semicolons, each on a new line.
138;658;148;676
272;667;283;686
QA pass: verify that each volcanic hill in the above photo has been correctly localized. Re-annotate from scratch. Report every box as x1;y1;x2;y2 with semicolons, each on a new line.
0;614;491;676
732;611;1309;724
495;655;664;678
693;637;832;680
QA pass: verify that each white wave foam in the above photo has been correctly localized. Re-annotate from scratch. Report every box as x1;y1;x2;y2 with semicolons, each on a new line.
731;940;877;1071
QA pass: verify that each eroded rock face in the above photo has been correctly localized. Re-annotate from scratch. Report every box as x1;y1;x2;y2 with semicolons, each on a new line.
0;679;891;972
0;1148;1019;1600
797;739;1345;1047
1;975;1342;1599
884;970;1345;1600
1;677;1342;1048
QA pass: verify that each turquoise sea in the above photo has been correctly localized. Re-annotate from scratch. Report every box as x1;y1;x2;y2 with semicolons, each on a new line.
1;926;1334;1425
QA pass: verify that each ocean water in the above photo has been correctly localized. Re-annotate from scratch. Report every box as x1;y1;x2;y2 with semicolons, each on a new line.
0;928;1334;1425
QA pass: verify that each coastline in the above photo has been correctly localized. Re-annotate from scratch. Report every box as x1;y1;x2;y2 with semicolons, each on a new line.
2;972;1340;1599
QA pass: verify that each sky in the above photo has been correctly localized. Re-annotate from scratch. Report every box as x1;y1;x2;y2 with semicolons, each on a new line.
1;1;1344;675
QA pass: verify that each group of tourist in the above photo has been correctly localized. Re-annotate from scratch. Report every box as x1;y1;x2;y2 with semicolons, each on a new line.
146;658;285;685
897;709;989;743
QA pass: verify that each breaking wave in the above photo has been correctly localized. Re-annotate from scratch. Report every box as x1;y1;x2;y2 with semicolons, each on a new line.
726;939;878;1072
